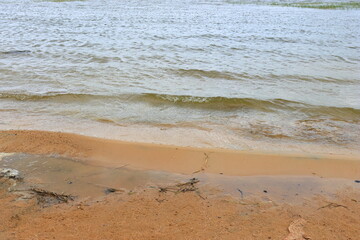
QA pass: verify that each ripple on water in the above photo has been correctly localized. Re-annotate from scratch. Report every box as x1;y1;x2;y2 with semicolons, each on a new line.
0;0;359;152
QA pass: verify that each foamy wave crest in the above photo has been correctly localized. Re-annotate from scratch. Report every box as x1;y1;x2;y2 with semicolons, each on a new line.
1;91;359;121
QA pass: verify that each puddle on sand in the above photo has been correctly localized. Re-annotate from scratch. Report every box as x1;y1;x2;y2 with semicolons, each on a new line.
0;153;186;198
1;153;358;203
195;173;360;204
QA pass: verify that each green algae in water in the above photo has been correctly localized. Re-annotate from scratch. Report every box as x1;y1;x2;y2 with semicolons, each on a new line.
226;1;360;9
270;2;360;9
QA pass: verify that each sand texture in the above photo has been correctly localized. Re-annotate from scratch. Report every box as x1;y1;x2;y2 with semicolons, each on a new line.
0;130;360;239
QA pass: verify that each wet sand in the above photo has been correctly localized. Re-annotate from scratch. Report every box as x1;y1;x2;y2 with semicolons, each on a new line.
1;130;360;239
0;130;359;178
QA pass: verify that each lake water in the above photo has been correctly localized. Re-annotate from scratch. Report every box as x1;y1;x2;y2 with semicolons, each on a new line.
1;0;359;154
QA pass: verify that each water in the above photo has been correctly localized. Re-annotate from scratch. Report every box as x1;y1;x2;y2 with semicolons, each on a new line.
1;0;359;154
0;153;184;198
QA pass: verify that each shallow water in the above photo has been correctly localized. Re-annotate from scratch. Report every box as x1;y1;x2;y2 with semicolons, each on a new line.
0;153;184;197
0;0;359;153
1;153;358;203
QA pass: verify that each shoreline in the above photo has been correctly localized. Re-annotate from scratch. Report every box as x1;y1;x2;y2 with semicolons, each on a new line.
1;130;359;179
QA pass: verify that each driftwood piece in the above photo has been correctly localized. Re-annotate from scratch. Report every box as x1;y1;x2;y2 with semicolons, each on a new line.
159;178;200;193
317;202;348;210
30;187;75;207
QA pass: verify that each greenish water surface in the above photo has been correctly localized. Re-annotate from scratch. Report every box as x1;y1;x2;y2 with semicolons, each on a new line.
0;0;359;153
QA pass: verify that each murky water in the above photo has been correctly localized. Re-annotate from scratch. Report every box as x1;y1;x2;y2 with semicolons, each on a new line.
0;153;185;197
0;0;359;153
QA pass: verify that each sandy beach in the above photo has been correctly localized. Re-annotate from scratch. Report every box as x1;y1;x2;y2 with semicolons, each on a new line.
2;0;360;238
1;181;359;240
1;130;360;239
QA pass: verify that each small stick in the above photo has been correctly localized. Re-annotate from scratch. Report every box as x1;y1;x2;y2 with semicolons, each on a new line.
237;188;244;199
193;153;209;174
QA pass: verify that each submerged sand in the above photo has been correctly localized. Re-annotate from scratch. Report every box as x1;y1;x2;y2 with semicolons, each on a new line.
0;130;360;239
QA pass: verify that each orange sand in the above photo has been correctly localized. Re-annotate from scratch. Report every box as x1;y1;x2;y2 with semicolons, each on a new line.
1;130;360;240
0;130;359;178
1;181;359;240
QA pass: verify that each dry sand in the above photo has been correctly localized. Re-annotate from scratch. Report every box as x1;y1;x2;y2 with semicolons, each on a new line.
1;130;360;240
1;179;359;240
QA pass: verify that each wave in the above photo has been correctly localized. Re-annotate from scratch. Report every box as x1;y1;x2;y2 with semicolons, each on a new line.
135;93;302;111
0;92;97;101
1;92;279;110
167;68;357;84
1;92;359;120
137;94;360;119
168;68;243;80
1;50;31;55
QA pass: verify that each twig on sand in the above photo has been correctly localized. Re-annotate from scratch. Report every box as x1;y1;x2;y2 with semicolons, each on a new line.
30;187;75;207
195;190;206;200
237;188;244;199
85;182;125;194
159;178;200;193
193;153;209;174
94;183;125;194
317;202;348;210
